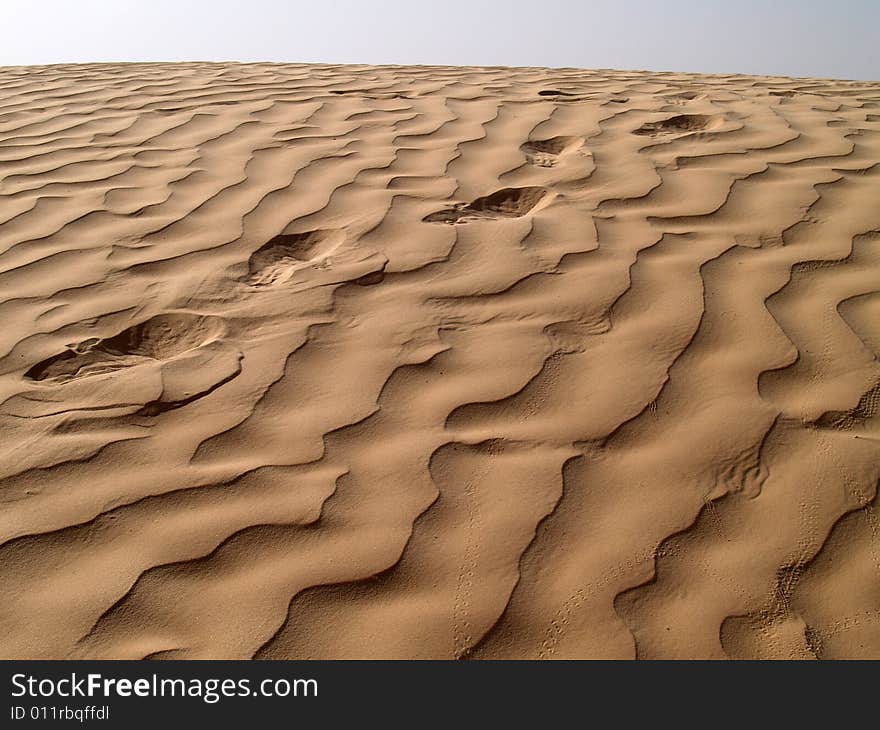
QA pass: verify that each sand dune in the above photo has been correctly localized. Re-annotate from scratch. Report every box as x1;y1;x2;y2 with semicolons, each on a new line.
0;62;878;659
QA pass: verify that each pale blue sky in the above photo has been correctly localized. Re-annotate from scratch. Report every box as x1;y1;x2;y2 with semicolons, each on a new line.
3;0;877;80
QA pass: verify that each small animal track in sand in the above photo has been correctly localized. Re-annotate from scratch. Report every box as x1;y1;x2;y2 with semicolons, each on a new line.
423;186;552;223
246;229;344;286
521;136;584;167
815;381;880;431
26;313;226;382
633;113;720;136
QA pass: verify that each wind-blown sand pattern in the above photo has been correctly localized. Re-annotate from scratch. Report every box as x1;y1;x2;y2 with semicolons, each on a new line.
1;62;879;660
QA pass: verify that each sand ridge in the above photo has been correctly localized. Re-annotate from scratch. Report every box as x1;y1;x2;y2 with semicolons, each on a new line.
0;62;878;659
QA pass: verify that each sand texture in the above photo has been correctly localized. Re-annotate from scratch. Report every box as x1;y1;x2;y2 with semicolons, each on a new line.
1;62;879;660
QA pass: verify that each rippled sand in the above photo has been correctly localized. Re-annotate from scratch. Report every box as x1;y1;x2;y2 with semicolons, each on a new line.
1;62;879;659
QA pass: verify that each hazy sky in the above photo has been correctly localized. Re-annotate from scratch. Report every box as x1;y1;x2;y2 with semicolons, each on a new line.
3;0;877;80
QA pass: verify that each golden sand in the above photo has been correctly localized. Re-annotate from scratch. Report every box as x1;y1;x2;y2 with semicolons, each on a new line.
1;63;879;659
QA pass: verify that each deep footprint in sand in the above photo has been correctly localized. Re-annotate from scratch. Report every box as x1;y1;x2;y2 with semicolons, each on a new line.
520;136;584;167
633;113;721;136
246;229;345;287
666;90;705;101
423;186;552;224
26;313;226;383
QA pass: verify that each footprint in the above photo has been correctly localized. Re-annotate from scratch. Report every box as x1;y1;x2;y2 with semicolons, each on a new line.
423;186;552;224
26;313;225;383
246;229;344;287
633;114;720;137
545;317;611;355
521;136;584;167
